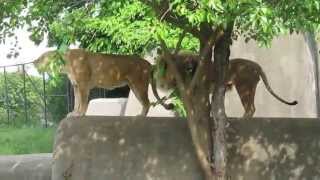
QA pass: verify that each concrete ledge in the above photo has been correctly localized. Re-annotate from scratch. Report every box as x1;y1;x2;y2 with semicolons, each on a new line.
52;117;320;180
0;153;52;180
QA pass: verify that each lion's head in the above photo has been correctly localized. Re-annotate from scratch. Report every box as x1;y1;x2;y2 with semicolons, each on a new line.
154;52;199;90
33;50;65;73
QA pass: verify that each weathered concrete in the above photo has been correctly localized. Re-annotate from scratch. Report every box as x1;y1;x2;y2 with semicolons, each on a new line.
0;153;52;180
52;116;320;180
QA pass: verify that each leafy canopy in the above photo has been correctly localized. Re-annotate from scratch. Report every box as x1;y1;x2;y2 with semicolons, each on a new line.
1;0;319;52
1;0;319;118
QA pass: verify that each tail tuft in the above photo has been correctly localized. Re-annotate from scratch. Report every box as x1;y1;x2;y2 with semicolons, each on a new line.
165;103;175;110
289;100;298;105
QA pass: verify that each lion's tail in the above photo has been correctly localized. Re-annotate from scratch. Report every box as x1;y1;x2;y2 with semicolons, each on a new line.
150;67;174;110
257;63;298;105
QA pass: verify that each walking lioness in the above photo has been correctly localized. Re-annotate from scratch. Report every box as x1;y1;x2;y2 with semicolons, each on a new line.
156;53;298;117
34;48;173;117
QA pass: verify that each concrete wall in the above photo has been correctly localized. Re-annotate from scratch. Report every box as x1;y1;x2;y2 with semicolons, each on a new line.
52;116;320;180
0;154;51;180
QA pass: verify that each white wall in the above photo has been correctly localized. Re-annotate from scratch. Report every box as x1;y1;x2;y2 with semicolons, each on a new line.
227;34;317;117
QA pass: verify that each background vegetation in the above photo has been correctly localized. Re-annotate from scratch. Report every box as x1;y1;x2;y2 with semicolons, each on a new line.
0;127;54;154
0;72;68;127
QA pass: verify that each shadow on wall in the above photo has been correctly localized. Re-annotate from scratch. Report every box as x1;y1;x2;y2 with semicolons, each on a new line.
52;117;204;180
228;118;320;180
52;117;320;180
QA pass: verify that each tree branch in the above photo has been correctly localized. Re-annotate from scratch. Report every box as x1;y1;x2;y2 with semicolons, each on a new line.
211;21;234;179
157;34;186;92
188;28;224;92
159;6;171;21
173;30;187;55
139;0;201;38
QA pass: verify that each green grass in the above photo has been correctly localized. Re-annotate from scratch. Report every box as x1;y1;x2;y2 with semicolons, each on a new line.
0;127;55;155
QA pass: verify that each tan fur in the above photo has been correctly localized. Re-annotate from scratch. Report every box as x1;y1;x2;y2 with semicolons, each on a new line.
34;48;172;117
156;53;297;118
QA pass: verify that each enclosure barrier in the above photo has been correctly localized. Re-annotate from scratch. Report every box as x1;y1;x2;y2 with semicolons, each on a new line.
51;116;320;180
0;62;71;127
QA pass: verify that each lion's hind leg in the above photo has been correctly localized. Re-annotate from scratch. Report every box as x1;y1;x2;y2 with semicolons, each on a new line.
235;83;257;119
128;77;151;117
131;86;150;116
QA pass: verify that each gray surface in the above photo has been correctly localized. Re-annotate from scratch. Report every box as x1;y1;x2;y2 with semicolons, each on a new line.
228;34;317;117
0;153;52;180
52;116;203;180
52;116;320;180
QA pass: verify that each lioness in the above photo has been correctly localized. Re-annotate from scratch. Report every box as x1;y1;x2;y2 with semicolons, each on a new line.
34;48;173;117
156;53;298;117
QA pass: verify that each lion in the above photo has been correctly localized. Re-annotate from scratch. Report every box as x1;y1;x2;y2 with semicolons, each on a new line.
34;48;173;117
156;53;298;118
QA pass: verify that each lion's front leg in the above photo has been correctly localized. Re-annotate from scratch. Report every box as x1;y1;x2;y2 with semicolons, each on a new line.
77;85;90;116
67;84;88;118
73;84;80;112
128;79;150;117
66;85;82;118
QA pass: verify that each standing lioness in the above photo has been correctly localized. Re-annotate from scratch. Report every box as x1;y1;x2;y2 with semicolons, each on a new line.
34;48;172;117
156;53;298;117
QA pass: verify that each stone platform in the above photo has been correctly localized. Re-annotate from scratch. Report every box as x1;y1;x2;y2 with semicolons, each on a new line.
0;153;51;180
52;116;320;180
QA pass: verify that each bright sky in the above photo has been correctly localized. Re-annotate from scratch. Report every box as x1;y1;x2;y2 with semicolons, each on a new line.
0;28;79;76
0;28;54;76
0;28;54;67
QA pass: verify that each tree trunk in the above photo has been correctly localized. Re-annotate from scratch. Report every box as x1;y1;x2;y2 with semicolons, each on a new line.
182;84;215;180
211;26;233;180
183;35;215;179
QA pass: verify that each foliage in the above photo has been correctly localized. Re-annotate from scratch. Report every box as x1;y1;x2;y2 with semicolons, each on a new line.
0;0;318;59
169;89;187;117
0;72;43;126
166;0;319;43
0;127;55;154
35;50;66;85
1;0;319;116
47;1;199;54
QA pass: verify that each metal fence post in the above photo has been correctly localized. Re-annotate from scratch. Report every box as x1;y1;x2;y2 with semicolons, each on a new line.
22;64;28;123
66;79;71;113
42;73;48;128
3;67;10;125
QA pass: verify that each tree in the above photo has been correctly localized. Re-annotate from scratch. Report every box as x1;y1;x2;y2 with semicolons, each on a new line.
1;0;319;179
